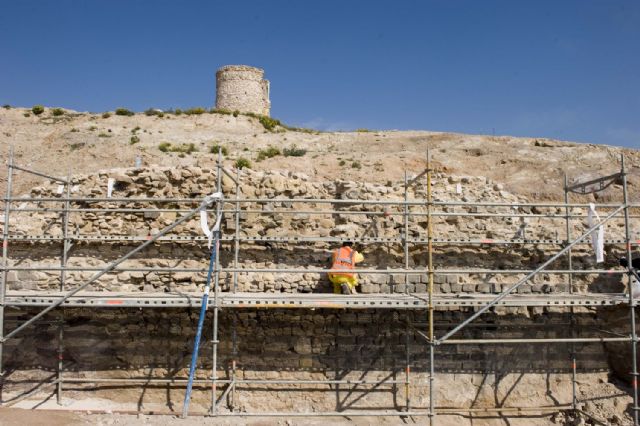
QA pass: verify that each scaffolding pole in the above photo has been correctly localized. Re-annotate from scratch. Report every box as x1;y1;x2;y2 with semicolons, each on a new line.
564;174;578;411
56;172;71;405
210;152;223;415
622;156;639;425
0;148;14;401
427;150;435;424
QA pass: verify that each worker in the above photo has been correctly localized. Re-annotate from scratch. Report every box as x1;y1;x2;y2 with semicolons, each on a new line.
328;241;364;294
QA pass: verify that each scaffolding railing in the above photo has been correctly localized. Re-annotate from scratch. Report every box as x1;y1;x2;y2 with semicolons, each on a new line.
0;149;638;424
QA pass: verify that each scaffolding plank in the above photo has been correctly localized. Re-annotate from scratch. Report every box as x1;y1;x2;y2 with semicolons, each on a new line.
3;291;634;309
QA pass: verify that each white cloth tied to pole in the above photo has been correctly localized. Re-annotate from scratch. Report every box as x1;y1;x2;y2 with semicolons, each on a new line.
587;203;604;263
199;192;224;248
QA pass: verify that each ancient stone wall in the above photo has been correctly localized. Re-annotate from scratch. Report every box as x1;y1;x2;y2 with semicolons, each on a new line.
4;166;636;295
215;65;270;116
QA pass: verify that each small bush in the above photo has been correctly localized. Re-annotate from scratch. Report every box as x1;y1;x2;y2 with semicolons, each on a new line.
356;128;370;133
115;108;134;116
130;135;140;145
31;105;45;115
174;108;182;115
184;107;206;115
23;112;31;117
283;144;306;157
144;108;164;117
158;142;198;154
339;160;346;166
235;157;251;169
70;128;79;132
209;144;229;155
131;126;141;133
88;125;97;131
257;146;281;161
3;104;11;109
258;115;281;131
102;112;111;119
210;108;232;115
351;161;362;169
51;108;64;116
232;110;239;117
98;132;111;138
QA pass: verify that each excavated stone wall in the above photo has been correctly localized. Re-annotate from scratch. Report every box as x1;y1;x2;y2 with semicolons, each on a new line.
1;166;637;420
4;166;637;295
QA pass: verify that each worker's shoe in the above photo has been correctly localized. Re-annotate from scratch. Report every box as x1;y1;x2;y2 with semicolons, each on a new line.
351;286;358;294
341;283;352;295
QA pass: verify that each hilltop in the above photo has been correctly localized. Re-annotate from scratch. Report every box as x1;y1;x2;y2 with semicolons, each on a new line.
0;106;638;200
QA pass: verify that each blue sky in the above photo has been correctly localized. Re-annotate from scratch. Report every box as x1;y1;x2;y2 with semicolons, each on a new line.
1;1;638;148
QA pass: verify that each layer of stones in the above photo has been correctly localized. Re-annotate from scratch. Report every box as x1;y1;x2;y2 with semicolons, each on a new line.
3;165;637;295
2;307;617;414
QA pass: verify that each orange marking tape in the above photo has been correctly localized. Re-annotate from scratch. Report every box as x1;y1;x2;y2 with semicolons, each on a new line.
106;300;124;305
481;239;493;244
2;240;7;248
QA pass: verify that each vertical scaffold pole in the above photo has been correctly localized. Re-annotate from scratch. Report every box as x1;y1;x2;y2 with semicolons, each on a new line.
57;172;71;405
403;170;410;411
622;154;639;425
0;148;14;400
230;167;240;410
211;150;223;415
563;174;577;411
427;150;435;424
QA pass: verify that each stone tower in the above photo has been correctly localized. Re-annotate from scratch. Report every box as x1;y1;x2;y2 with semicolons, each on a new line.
215;65;270;116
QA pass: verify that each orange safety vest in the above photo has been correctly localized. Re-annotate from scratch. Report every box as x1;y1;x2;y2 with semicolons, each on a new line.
330;246;356;278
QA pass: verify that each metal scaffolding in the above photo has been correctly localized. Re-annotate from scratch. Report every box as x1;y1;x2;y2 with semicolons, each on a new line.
0;150;638;423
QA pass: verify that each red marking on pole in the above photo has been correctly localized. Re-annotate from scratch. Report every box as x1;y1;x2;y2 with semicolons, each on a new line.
146;235;152;241
2;240;7;248
406;366;410;374
634;378;638;389
481;239;493;244
58;355;64;360
572;361;576;370
106;300;124;305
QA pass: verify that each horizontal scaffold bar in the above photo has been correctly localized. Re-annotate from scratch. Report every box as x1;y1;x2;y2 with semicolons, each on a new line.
4;291;634;309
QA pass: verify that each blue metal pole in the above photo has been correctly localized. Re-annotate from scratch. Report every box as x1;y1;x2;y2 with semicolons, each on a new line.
182;235;218;418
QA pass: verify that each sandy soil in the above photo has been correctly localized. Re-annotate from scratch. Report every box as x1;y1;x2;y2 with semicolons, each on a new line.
0;107;638;200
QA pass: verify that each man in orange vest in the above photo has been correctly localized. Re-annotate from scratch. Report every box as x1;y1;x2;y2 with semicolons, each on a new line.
328;241;364;294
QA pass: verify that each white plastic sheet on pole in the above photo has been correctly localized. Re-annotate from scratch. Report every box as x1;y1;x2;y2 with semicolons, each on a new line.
107;178;115;198
587;203;604;263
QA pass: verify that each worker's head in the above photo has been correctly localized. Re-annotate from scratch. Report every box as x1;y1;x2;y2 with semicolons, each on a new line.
342;241;353;248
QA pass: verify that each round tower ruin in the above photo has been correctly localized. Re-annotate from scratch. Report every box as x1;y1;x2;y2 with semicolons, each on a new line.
215;65;270;116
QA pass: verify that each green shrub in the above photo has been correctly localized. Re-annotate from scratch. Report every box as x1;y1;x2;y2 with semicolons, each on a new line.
23;113;31;117
235;157;251;169
88;125;97;131
210;108;232;115
158;142;198;154
174;108;182;115
51;108;64;116
131;126;140;133
351;161;362;169
257;146;281;161
98;132;111;138
356;128;370;133
339;160;346;166
130;135;140;145
2;104;10;109
258;115;281;131
283;144;306;157
184;107;206;115
31;105;45;115
144;108;164;117
209;144;229;155
232;110;239;117
115;108;134;116
102;112;111;119
70;128;79;133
